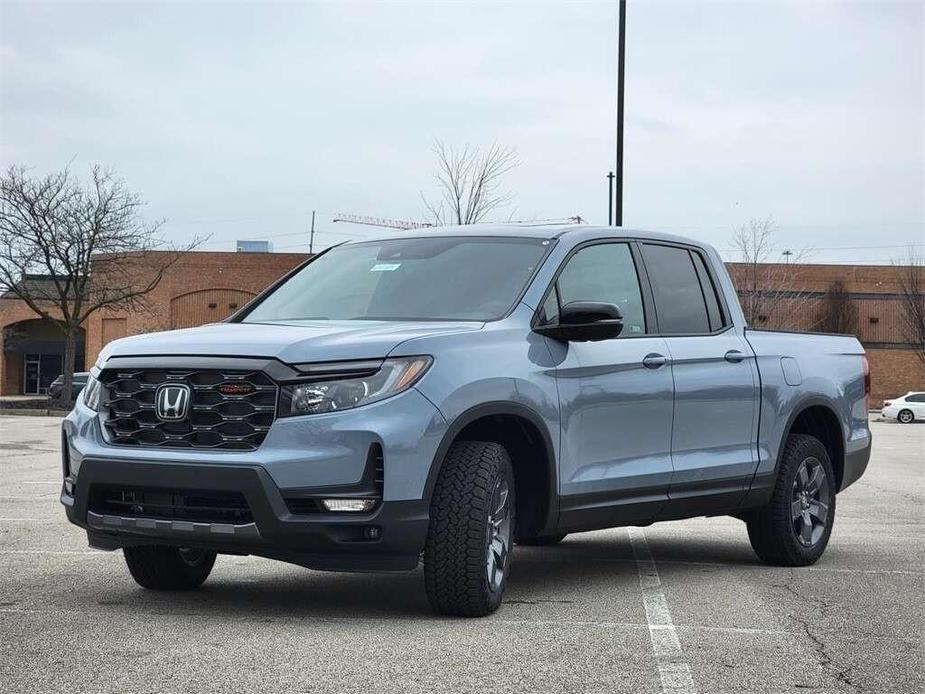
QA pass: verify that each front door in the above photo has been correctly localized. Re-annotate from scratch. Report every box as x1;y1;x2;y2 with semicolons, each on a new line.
540;242;675;530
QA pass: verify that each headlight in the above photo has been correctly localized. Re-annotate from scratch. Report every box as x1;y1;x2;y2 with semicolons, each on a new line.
279;356;432;417
83;374;102;411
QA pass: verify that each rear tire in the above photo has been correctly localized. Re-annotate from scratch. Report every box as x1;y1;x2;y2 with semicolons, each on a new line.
898;409;914;424
123;546;216;590
747;434;836;566
424;441;515;617
517;533;567;546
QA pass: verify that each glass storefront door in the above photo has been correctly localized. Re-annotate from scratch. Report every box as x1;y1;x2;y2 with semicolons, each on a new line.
23;354;63;395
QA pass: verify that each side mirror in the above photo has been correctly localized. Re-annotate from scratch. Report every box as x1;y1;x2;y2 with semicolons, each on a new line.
534;301;624;342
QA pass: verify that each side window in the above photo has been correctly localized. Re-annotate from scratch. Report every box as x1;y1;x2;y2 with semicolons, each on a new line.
690;251;727;331
906;394;925;403
554;243;646;335
641;244;711;334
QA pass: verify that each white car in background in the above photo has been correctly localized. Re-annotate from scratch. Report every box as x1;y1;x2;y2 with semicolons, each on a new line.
882;392;925;423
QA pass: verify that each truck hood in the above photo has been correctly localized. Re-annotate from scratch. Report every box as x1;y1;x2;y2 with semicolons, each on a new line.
97;320;484;365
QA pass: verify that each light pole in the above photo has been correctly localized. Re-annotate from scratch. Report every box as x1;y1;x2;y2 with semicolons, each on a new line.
615;0;627;226
309;210;316;254
607;171;615;225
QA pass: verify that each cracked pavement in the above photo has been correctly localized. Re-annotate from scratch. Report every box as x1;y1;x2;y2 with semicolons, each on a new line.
1;415;922;693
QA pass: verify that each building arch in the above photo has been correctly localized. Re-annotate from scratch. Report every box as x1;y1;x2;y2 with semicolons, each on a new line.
1;317;85;395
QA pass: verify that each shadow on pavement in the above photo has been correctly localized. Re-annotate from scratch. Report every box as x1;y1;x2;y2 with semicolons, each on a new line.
85;532;766;620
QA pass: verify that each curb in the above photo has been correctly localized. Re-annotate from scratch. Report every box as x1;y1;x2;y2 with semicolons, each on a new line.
0;409;68;417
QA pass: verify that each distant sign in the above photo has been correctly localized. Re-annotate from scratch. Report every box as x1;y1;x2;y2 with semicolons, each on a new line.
236;240;272;253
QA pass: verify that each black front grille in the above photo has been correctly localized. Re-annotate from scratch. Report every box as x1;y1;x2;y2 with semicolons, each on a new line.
100;368;278;450
89;485;253;524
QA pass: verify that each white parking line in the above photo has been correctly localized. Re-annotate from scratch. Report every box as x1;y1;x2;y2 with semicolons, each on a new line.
629;527;697;694
553;550;925;576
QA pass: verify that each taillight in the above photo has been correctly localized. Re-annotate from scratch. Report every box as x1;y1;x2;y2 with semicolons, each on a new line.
883;400;892;408
862;355;870;412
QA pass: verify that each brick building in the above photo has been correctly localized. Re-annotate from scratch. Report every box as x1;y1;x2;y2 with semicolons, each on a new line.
0;283;82;396
0;251;309;395
1;251;922;403
726;262;924;403
82;251;310;368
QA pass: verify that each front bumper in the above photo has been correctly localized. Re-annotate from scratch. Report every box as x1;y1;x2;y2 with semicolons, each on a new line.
60;382;447;572
62;456;429;571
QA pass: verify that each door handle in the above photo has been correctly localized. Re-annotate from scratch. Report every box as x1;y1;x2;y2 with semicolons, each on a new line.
724;349;746;363
643;353;669;369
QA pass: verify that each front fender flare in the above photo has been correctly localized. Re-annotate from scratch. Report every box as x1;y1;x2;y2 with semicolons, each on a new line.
422;401;559;532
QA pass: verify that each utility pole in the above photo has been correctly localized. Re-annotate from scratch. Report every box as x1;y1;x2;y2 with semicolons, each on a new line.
782;249;793;264
606;171;615;225
309;210;316;254
615;0;627;226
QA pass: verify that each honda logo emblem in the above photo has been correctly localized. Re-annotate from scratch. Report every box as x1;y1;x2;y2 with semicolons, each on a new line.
155;384;191;421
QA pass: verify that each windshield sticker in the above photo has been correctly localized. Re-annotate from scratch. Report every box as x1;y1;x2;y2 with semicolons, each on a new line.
370;263;401;272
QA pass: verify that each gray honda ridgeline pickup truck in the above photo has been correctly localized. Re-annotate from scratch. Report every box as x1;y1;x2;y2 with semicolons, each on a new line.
62;225;871;616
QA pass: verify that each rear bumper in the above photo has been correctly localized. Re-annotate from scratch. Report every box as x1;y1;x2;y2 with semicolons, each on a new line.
62;456;429;572
840;431;872;492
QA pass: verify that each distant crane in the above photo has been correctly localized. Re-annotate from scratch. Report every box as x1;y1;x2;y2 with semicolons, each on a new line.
332;214;433;230
332;213;586;230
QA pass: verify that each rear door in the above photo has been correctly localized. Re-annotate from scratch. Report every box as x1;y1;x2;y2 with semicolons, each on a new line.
639;242;760;516
542;241;675;529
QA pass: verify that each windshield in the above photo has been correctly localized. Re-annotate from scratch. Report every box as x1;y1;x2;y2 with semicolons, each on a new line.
240;236;550;323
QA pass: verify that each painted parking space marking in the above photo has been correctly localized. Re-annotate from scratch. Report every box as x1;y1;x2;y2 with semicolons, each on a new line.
629;527;697;694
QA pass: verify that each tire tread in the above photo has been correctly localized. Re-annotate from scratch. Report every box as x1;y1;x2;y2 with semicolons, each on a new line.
747;434;835;566
424;440;513;617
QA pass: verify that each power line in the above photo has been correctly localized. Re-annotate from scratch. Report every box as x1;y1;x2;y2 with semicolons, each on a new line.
717;242;924;252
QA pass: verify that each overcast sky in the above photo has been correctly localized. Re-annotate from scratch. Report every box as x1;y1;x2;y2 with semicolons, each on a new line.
1;0;922;263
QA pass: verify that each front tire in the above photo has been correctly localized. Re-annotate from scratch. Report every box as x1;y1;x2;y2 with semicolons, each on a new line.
747;434;836;566
898;409;915;424
123;546;216;590
424;441;515;617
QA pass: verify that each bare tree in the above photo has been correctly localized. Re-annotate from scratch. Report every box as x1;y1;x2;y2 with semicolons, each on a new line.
422;140;519;225
818;280;859;335
893;246;925;366
0;165;201;406
729;218;818;330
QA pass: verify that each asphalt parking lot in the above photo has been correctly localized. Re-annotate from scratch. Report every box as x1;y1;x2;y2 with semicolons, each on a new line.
0;416;922;694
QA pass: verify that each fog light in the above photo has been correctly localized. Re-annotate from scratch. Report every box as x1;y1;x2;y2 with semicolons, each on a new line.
320;498;377;513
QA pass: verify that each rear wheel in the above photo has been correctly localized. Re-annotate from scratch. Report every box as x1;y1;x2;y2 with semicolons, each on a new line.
747;434;836;566
424;441;515;617
898;409;914;424
517;533;567;546
123;545;216;590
